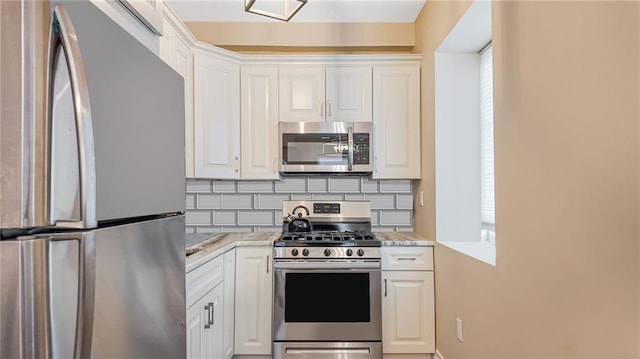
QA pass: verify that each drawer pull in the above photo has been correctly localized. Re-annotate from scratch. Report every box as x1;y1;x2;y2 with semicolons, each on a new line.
397;257;417;261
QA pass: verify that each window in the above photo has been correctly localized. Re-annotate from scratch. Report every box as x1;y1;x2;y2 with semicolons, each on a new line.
434;0;495;265
480;43;496;245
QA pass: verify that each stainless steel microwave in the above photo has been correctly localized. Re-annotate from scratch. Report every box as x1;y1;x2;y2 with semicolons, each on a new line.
279;122;373;174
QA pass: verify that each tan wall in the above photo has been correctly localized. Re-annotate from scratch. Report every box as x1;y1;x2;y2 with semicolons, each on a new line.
185;22;414;53
414;1;640;358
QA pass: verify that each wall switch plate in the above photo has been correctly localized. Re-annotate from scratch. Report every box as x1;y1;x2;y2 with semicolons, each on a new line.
419;191;424;207
456;317;463;342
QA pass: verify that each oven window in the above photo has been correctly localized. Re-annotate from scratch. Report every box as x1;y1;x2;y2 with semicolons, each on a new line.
285;272;370;322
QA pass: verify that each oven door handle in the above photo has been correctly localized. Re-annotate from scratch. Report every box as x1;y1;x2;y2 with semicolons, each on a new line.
274;260;380;270
347;126;354;171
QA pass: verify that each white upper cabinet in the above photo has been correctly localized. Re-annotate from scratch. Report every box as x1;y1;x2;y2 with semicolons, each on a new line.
326;67;373;122
194;51;240;179
372;64;421;179
279;66;372;122
241;66;280;179
159;16;194;177
279;67;326;122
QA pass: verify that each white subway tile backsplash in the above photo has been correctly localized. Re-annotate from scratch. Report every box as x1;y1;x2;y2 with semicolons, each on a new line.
186;176;414;233
275;177;307;193
196;226;222;234
238;181;274;193
186;211;211;226
197;194;221;209
312;194;344;201
396;194;414;209
345;194;365;201
186;194;196;210
370;210;379;225
213;180;237;193
238;211;273;226
258;194;291;209
221;227;254;233
308;178;328;193
380;180;412;193
213;211;237;225
186;227;196;234
365;194;395;209
380;210;412;226
291;194;313;200
186;180;212;193
221;194;253;209
329;177;360;193
361;178;379;193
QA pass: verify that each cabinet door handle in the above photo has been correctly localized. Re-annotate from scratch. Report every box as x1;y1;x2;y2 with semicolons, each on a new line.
209;302;214;326
327;101;332;117
384;278;387;297
235;156;239;173
320;101;324;117
204;304;211;329
267;255;270;273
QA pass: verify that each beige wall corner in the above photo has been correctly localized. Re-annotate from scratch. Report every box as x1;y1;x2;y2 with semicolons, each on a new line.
416;0;640;358
185;22;415;53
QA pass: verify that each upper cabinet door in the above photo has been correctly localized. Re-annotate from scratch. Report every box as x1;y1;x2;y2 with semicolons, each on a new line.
279;67;325;122
372;65;421;179
241;66;280;179
194;52;240;179
326;67;372;122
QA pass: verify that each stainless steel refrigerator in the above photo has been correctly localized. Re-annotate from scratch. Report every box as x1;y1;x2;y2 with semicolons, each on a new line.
0;1;186;358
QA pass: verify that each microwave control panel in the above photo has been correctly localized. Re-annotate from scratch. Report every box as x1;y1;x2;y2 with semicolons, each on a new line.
353;134;370;164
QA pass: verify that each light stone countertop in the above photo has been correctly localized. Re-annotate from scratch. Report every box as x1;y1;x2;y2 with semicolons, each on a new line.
185;231;434;272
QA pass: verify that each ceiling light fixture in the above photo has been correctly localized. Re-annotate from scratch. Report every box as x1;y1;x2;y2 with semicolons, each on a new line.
244;0;307;22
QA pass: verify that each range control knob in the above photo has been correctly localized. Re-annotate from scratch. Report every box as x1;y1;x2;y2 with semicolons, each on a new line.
357;249;365;257
324;249;332;257
346;249;353;256
302;249;310;256
291;248;299;256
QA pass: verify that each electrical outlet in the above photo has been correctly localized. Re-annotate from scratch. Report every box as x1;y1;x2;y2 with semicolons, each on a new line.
419;191;424;207
456;317;463;342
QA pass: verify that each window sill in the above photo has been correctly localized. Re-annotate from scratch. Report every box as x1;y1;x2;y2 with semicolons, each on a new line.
438;241;496;266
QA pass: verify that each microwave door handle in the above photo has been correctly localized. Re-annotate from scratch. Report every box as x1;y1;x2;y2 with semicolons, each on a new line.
48;5;97;229
347;127;354;171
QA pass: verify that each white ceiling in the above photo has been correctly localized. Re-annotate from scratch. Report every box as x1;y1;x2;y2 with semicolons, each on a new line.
166;0;427;23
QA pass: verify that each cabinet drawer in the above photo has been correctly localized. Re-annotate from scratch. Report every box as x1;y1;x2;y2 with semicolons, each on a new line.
381;247;433;271
186;254;224;308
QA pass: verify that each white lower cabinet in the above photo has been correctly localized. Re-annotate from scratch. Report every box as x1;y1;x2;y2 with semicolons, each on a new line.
381;246;435;354
234;247;273;355
223;250;236;359
186;283;224;359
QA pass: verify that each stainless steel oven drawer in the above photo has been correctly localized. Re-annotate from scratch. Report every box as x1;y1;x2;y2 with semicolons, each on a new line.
273;342;382;359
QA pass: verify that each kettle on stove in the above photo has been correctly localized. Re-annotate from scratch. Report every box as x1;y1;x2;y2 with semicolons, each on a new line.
287;205;311;232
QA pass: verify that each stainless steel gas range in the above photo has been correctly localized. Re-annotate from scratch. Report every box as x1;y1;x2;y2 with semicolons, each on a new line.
273;201;382;358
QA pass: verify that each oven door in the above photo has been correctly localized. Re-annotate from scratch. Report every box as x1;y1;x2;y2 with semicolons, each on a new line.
273;260;382;342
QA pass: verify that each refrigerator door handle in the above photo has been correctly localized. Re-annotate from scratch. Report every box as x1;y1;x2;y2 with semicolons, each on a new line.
49;233;97;359
47;4;97;229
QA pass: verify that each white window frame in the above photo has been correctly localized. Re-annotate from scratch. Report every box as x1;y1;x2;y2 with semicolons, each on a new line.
435;0;495;266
